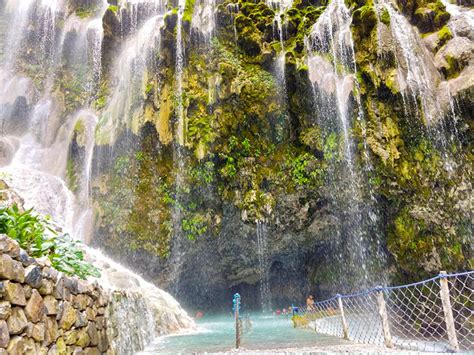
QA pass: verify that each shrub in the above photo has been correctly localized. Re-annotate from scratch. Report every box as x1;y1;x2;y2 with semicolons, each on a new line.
0;204;100;280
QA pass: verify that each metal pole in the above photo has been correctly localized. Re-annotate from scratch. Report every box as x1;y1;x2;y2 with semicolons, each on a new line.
235;306;240;349
439;271;459;352
233;293;241;349
337;295;349;340
375;288;393;348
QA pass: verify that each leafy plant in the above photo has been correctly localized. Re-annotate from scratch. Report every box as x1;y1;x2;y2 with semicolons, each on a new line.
182;214;208;240
0;205;100;280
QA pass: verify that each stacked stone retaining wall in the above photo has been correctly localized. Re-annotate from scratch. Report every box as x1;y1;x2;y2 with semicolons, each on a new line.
0;234;114;354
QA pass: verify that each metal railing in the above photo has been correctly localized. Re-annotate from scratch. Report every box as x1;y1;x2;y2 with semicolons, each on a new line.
295;271;473;352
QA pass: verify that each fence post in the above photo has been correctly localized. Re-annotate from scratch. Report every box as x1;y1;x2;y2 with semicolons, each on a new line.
233;293;241;349
337;295;349;340
439;271;459;352
375;288;393;348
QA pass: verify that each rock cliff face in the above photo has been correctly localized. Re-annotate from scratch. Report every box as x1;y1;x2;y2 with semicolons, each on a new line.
0;0;472;312
87;0;472;311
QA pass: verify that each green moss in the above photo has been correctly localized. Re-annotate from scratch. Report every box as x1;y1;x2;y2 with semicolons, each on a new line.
66;158;78;193
183;0;196;24
108;5;118;14
300;126;323;151
379;8;390;26
75;6;98;19
436;25;453;49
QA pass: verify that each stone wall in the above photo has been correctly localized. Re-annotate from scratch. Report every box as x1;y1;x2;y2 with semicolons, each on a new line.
0;234;113;354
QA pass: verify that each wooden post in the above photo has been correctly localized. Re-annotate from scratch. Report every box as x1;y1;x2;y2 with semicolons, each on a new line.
439;271;459;352
376;289;393;348
337;295;349;340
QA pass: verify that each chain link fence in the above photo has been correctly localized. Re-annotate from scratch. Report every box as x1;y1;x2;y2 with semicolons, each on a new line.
294;271;473;352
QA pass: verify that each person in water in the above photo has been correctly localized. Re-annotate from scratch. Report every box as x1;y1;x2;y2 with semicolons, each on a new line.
306;295;315;311
195;311;204;319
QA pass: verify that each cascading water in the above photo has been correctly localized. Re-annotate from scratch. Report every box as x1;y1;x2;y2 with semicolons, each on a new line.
96;13;164;143
306;0;384;288
119;0;165;37
440;0;474;37
192;0;217;42
266;0;293;91
375;0;460;168
176;0;186;146
0;1;194;352
256;220;272;312
227;3;240;41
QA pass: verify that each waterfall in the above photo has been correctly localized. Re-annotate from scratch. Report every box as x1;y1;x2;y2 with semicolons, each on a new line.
86;17;105;98
0;2;194;351
256;220;272;312
176;0;186;146
192;0;217;42
306;0;385;288
96;14;164;144
375;0;461;170
119;0;165;37
227;3;240;41
266;0;293;92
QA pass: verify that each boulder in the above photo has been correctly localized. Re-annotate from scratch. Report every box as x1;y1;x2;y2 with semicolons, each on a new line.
26;321;45;342
6;336;24;353
58;301;76;330
36;257;51;268
0;235;20;258
75;311;88;328
39;279;54;296
6;307;27;334
0;320;9;348
25;265;43;288
47;344;58;355
43;295;59;316
447;65;474;118
42;267;59;282
435;36;474;78
450;15;474;41
25;289;45;323
75;328;90;348
18;250;34;267
23;284;32;299
4;281;26;306
0;254;25;282
85;307;96;321
35;344;49;355
56;337;67;354
95;316;105;330
84;347;100;355
86;322;98;346
53;277;71;300
43;316;59;346
97;330;109;352
72;294;91;311
64;277;79;295
63;329;79;345
71;347;85;355
0;302;11;320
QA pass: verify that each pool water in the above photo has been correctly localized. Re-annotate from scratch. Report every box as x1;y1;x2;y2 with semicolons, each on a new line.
139;314;347;354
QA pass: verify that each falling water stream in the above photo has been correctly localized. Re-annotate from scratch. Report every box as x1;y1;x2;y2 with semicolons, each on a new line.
266;0;293;91
0;0;470;351
0;2;194;352
375;0;462;171
176;0;186;146
256;220;272;313
305;0;378;287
